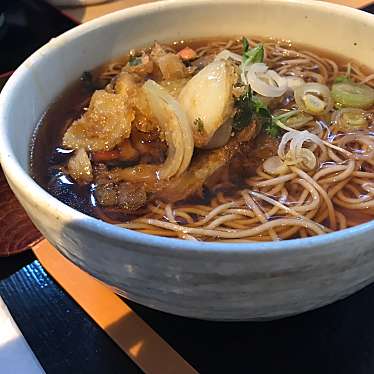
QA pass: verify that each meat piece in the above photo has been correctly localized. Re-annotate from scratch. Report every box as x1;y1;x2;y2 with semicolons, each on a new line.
124;54;154;77
203;164;231;191
157;53;187;80
117;183;147;211
108;164;159;185
92;150;121;162
94;168;147;209
150;43;188;80
155;123;258;202
115;73;158;133
67;148;93;183
95;181;147;211
191;55;214;71
132;112;158;133
114;72;141;97
155;151;228;202
95;182;118;207
91;139;140;163
63;90;134;151
150;43;167;59
229;132;279;180
98;122;258;209
130;127;166;164
118;139;140;163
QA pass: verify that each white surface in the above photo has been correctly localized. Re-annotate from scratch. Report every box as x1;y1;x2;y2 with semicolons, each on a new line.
2;0;374;320
0;297;45;374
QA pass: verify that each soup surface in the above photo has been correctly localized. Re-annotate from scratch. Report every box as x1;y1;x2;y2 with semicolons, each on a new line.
31;37;374;242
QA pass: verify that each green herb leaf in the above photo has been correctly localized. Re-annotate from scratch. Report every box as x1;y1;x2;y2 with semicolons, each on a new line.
242;37;264;65
272;109;300;122
194;117;205;133
242;37;250;54
233;88;275;135
252;96;268;112
128;55;142;66
252;95;270;112
266;111;301;138
244;44;264;64
252;97;272;125
251;96;276;136
334;76;351;84
264;122;281;137
233;88;253;130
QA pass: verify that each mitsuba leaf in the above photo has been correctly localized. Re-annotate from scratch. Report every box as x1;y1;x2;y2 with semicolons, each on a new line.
233;88;253;130
233;88;276;135
242;37;264;64
334;76;351;84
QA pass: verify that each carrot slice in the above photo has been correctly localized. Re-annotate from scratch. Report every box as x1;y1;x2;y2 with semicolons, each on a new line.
118;139;139;162
92;150;120;161
177;47;197;61
92;140;139;162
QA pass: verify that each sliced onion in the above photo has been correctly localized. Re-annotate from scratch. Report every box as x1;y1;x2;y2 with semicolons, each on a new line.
285;112;314;129
278;131;298;160
274;118;353;158
240;69;248;86
291;130;323;156
143;80;194;178
309;121;324;137
263;156;289;175
331;108;368;132
335;133;374;147
178;59;236;148
331;81;374;109
294;83;333;115
286;76;305;91
285;148;316;170
334;132;374;160
245;63;287;97
278;130;322;171
214;49;242;63
203;120;233;149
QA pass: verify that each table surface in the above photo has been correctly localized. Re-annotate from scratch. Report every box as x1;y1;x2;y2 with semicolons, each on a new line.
60;0;374;23
2;1;374;373
4;251;374;374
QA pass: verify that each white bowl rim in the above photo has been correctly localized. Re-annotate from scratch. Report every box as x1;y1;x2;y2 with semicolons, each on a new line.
1;0;374;256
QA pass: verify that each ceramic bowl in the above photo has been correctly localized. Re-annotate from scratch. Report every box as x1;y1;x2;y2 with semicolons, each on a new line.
1;0;374;320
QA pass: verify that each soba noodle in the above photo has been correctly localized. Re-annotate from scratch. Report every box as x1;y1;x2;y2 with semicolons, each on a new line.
118;39;374;240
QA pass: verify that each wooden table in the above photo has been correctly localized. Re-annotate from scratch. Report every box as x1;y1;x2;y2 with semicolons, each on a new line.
60;0;374;24
60;0;155;23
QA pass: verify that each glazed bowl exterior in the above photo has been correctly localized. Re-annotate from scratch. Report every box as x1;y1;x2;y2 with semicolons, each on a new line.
1;0;374;320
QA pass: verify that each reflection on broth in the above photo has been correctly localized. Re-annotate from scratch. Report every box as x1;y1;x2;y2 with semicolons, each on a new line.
30;37;374;242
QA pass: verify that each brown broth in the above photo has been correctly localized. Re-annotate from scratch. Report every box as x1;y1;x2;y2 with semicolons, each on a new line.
30;78;97;216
